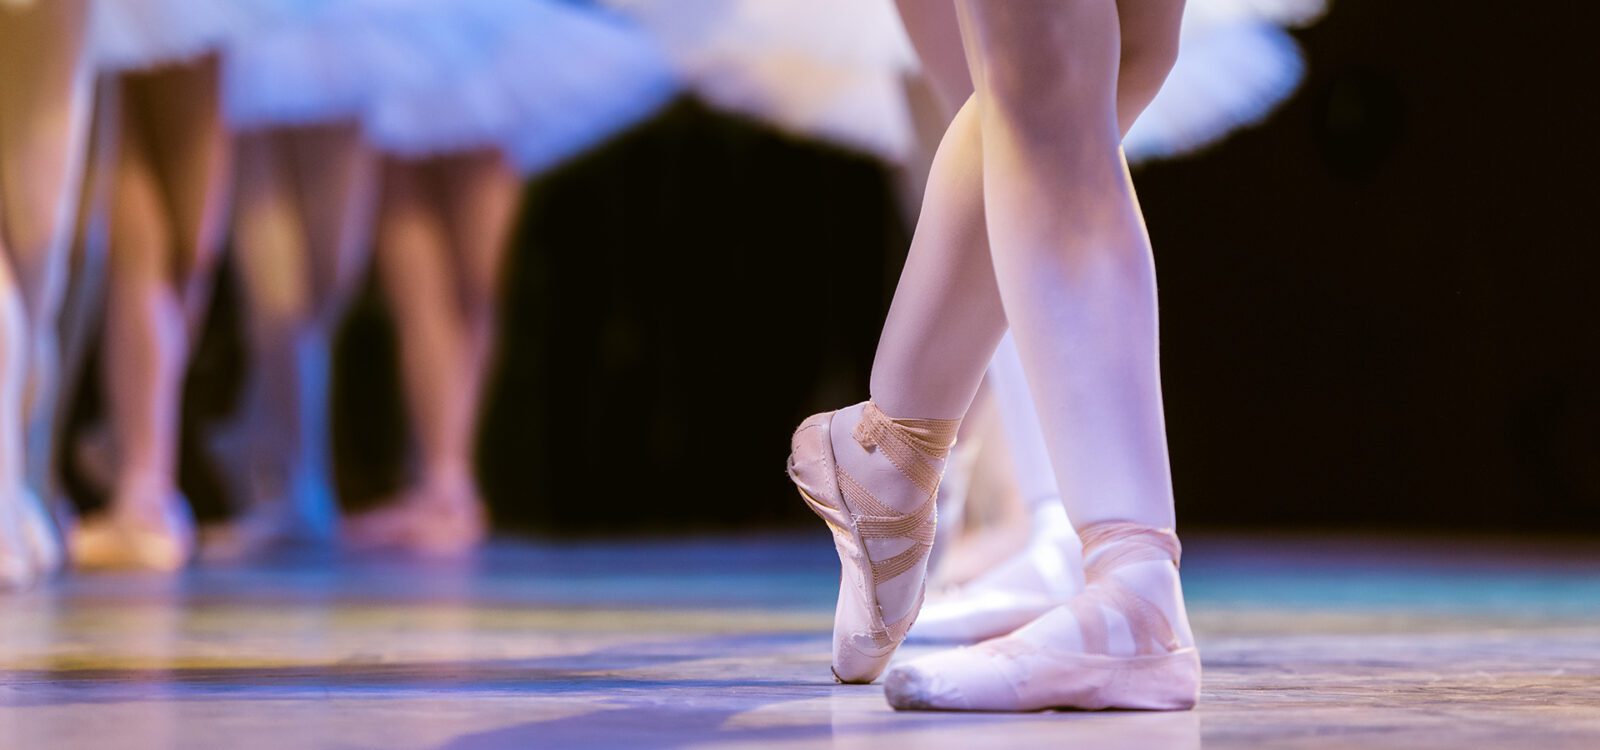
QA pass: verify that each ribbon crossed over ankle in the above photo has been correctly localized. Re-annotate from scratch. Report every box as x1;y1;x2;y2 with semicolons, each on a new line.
1065;522;1184;656
836;403;960;645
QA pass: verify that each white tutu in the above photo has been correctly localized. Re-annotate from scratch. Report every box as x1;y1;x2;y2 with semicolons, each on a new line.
90;0;252;72
601;0;919;162
340;0;677;174
491;4;680;174
1125;0;1328;162
219;0;451;130
220;0;407;130
607;0;1327;165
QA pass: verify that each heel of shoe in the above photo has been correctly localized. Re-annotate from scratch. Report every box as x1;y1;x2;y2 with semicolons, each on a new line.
788;413;849;531
1095;648;1201;710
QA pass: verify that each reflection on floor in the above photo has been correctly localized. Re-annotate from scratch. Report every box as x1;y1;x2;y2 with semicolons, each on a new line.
2;533;1598;749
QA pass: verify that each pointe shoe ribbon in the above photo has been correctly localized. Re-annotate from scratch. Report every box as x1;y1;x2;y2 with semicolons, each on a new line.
790;402;959;683
1069;522;1183;655
886;521;1199;711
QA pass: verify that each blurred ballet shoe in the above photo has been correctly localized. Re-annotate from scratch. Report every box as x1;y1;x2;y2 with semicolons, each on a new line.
71;486;196;572
200;460;340;563
911;503;1083;644
342;472;486;557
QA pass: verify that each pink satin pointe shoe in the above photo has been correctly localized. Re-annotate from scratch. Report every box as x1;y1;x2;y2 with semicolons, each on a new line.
885;521;1200;711
788;401;960;684
342;473;487;557
70;489;196;573
912;503;1083;644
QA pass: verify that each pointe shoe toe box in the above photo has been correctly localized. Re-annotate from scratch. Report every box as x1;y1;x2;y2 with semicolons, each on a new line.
832;631;899;684
885;650;1017;711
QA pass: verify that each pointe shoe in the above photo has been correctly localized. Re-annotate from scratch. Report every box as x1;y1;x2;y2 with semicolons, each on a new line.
70;491;197;573
912;504;1083;644
885;522;1200;712
788;402;960;684
343;475;487;557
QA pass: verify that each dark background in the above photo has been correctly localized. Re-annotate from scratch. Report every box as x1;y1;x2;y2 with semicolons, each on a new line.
68;1;1600;534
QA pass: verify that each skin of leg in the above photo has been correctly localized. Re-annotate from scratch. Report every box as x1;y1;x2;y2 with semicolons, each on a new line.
104;59;232;513
227;124;375;538
290;123;377;322
958;0;1176;528
230;129;315;510
104;78;184;502
873;8;1196;704
375;158;480;490
283;123;377;518
430;151;517;491
0;0;93;503
104;81;186;503
133;57;233;332
894;3;1181;590
871;0;1185;426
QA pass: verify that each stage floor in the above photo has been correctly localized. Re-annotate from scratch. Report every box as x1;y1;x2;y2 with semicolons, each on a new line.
2;532;1598;749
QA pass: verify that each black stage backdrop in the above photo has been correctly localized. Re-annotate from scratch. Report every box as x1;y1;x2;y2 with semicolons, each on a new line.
63;1;1599;534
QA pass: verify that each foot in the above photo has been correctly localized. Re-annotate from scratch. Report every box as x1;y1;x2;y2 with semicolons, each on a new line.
70;477;196;572
911;503;1083;644
16;487;65;576
342;473;487;557
788;401;960;684
200;462;341;563
199;501;335;563
885;522;1199;711
0;488;38;590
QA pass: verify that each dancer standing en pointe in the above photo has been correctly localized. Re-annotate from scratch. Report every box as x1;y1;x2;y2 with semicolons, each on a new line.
908;0;1324;644
0;0;96;588
788;0;1198;710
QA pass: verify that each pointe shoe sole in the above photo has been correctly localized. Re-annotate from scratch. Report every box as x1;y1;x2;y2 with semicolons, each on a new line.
885;646;1200;712
789;414;902;684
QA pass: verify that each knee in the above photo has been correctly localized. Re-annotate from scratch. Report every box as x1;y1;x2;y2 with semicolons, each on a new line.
975;52;1122;154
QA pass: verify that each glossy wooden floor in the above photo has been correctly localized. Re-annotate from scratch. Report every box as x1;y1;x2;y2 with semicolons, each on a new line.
2;533;1598;749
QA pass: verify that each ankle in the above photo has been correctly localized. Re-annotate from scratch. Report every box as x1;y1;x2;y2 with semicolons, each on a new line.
831;402;960;515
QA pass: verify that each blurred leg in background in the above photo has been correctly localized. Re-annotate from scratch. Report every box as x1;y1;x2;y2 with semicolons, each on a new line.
0;0;95;588
73;56;233;572
204;122;377;560
343;152;518;556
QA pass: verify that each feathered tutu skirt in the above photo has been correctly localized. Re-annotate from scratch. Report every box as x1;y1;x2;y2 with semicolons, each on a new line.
356;0;680;174
220;0;412;131
89;0;679;172
217;0;678;172
601;0;919;162
90;0;252;72
1124;0;1328;162
606;0;1327;165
